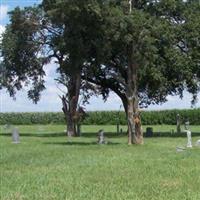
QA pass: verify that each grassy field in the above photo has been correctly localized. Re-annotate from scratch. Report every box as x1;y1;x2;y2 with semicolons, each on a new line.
0;125;200;200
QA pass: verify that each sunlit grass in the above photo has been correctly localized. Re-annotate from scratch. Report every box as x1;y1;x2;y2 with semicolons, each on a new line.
0;125;200;200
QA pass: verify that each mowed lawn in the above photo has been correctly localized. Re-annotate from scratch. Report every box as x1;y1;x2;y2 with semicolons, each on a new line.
0;125;200;200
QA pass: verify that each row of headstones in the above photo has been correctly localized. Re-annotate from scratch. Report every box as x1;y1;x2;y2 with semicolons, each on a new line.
4;123;200;147
5;124;106;145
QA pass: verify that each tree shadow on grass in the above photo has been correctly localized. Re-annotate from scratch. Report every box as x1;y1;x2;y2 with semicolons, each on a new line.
0;131;124;138
0;132;67;137
43;141;120;146
1;131;200;138
146;132;200;138
81;132;125;138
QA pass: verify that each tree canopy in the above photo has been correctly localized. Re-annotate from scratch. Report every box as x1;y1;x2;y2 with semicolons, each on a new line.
87;0;200;107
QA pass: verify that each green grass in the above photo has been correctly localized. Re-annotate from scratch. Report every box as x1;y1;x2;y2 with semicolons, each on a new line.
1;125;200;200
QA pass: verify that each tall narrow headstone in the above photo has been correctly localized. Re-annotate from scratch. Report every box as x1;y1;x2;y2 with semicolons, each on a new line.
98;129;106;144
12;128;20;144
184;120;190;130
186;130;192;148
184;120;192;148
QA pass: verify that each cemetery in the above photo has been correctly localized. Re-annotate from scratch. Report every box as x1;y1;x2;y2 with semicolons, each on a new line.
0;0;200;199
0;111;200;200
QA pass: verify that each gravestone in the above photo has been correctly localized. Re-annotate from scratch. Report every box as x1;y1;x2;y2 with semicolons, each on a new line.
184;121;192;148
184;120;190;130
186;130;192;148
196;140;200;147
4;124;11;130
12;128;20;144
98;129;106;144
176;146;186;152
146;127;153;137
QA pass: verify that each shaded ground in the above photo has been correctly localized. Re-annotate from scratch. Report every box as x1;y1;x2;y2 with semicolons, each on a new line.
1;124;200;137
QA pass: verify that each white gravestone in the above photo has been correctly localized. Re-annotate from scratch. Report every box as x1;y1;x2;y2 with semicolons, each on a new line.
12;128;20;144
186;130;192;148
196;140;200;147
98;130;106;144
184;121;192;148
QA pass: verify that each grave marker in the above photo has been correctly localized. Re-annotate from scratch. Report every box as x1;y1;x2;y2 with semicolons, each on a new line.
184;120;192;148
12;128;20;144
98;129;106;144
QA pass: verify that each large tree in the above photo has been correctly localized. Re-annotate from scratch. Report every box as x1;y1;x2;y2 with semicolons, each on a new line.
0;0;103;136
85;0;200;144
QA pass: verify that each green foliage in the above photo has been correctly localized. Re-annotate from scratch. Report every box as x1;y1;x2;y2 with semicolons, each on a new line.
1;109;200;125
0;112;65;125
86;0;200;108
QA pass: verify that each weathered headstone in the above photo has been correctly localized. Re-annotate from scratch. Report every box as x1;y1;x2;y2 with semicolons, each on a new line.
12;128;20;144
98;129;106;144
184;120;190;130
186;130;192;148
146;127;153;137
184;120;192;148
4;124;11;130
176;146;186;152
196;139;200;147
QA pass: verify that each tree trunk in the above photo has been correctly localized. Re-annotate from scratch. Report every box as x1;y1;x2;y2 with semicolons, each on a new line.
121;94;143;144
67;112;76;137
76;123;81;137
127;98;134;145
126;97;143;144
126;50;143;145
132;96;143;144
61;72;81;137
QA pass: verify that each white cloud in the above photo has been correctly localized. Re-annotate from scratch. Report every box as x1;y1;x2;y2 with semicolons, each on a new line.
0;5;8;20
0;24;5;34
1;87;200;112
147;92;200;111
0;24;5;41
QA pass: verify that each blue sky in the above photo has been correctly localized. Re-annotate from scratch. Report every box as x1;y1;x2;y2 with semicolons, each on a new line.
0;0;199;112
